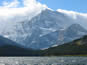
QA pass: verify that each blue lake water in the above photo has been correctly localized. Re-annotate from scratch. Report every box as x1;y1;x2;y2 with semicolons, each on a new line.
0;57;87;65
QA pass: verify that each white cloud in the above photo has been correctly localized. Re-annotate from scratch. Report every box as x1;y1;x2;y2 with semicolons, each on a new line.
57;9;87;29
57;9;87;19
2;0;20;8
0;0;47;20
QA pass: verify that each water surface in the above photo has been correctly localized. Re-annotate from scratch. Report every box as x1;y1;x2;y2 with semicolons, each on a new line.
0;57;87;65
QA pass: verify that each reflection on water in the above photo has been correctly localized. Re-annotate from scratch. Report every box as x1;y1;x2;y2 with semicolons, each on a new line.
0;57;87;65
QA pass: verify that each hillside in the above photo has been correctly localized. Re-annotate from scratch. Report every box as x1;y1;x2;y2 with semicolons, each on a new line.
42;35;87;56
0;36;40;56
0;45;41;56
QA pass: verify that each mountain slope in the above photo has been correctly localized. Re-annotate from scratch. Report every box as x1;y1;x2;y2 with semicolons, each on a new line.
25;23;87;49
0;45;40;56
42;35;87;56
62;24;87;43
0;36;40;56
19;9;86;49
17;9;74;47
65;24;87;38
0;36;21;46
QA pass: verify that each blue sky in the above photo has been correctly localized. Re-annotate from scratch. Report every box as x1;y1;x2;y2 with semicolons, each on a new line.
38;0;87;13
0;0;87;13
0;0;24;7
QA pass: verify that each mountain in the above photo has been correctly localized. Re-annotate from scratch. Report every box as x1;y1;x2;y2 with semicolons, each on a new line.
0;45;40;56
42;35;87;56
62;24;87;44
23;23;87;49
65;24;87;38
0;36;21;46
0;9;87;49
15;9;86;49
38;23;87;49
0;9;73;49
0;36;41;56
21;9;75;49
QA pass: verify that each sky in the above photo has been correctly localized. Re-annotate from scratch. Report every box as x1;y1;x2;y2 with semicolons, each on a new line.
0;0;87;25
0;0;87;13
38;0;87;13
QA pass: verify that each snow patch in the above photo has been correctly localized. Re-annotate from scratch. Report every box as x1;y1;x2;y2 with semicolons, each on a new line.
3;35;9;38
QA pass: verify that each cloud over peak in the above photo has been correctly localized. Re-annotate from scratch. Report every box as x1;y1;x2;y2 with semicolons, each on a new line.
57;9;87;19
57;9;87;29
0;0;47;19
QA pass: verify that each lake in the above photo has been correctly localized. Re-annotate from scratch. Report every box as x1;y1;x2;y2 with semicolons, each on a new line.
0;57;87;65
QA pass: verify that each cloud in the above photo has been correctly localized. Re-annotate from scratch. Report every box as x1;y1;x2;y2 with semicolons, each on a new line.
57;9;87;29
57;9;87;19
0;0;47;20
2;0;20;8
